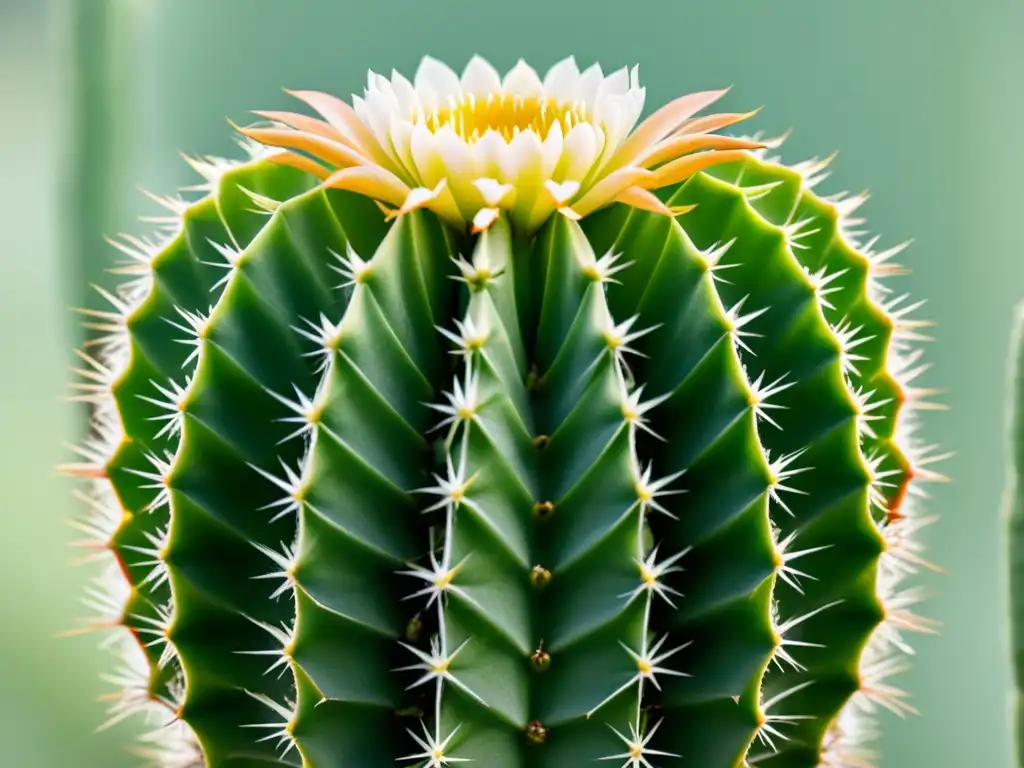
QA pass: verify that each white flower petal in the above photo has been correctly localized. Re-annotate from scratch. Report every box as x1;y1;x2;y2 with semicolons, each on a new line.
558;123;600;181
435;124;480;216
472;207;501;233
415;55;462;105
545;179;580;205
473;129;512;180
541;121;564;177
473;178;515;208
578;63;605;114
369;71;393;98
509;129;545;183
599;65;631;98
410;123;445;187
542;56;581;103
461;55;502;96
502;59;544;99
507;129;546;228
389;120;418;182
390;69;419;115
351;93;372;125
398;180;447;216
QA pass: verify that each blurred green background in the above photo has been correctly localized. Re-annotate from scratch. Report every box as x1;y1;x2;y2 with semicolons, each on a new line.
3;0;1022;765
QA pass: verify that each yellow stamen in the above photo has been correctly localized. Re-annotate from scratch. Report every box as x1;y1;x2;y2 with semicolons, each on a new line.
417;93;587;143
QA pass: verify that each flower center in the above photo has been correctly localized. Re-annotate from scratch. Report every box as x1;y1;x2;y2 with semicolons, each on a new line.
417;93;589;143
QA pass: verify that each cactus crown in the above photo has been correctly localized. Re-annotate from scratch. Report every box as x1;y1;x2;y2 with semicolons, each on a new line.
64;55;945;768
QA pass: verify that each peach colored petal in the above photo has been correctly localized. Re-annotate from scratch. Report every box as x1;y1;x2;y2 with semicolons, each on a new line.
285;89;394;168
606;88;730;171
250;110;348;144
647;148;751;189
265;150;331;180
639;135;766;170
570;166;655;218
674;108;761;137
613;185;675;216
612;187;698;218
320;165;411;207
236;125;367;169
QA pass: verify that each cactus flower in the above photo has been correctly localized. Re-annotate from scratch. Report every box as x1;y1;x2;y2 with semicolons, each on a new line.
238;56;762;234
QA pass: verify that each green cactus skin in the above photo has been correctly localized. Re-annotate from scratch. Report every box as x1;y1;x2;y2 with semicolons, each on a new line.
63;66;946;768
1007;301;1024;768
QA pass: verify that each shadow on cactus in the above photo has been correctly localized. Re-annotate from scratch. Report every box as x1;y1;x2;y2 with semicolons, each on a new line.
61;55;949;767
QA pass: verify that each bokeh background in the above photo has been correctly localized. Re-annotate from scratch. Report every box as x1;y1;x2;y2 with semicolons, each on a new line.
3;0;1023;765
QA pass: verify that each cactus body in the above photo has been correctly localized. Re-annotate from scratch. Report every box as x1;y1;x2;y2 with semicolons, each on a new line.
1007;302;1024;767
64;56;944;767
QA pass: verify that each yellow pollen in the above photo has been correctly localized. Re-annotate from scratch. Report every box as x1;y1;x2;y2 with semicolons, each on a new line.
636;483;653;504
417;93;589;143
431;659;450;674
457;405;475;420
604;332;623;349
630;745;643;759
582;264;602;281
637;658;652;675
622;404;637;422
466;335;487;350
433;748;445;760
435;569;456;588
641;566;658;586
450;486;465;502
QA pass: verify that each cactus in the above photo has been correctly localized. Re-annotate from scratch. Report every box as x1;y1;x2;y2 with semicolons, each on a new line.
1007;302;1024;768
63;55;946;767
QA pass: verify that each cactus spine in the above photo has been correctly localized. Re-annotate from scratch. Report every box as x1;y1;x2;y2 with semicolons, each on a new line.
63;56;945;767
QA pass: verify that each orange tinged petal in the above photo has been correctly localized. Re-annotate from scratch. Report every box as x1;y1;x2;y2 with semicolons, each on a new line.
571;166;655;218
674;108;761;137
606;88;731;170
639;135;766;170
285;89;394;168
236;125;367;169
613;186;676;217
320;165;411;207
265;150;332;180
251;110;348;144
647;149;752;189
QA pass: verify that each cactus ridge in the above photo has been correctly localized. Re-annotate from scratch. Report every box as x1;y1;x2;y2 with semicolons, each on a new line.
64;130;944;768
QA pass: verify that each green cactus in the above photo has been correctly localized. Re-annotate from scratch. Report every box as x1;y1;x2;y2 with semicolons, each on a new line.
1007;302;1024;768
63;55;946;767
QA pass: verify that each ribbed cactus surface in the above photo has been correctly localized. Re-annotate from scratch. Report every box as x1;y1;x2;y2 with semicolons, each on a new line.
64;56;945;768
1007;302;1024;768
